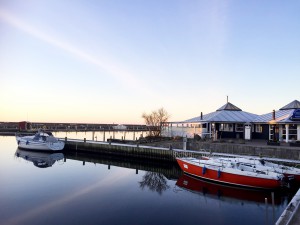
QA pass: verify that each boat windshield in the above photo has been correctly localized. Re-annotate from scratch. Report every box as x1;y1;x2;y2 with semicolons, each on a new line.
33;133;41;141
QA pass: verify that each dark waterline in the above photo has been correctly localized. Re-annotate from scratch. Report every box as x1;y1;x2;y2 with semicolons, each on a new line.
0;134;297;225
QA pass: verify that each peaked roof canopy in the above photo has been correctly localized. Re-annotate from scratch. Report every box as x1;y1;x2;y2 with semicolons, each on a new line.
253;100;300;123
280;100;300;110
216;102;242;111
185;102;257;123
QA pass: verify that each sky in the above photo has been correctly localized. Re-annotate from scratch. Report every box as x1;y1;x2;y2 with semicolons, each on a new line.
0;0;300;124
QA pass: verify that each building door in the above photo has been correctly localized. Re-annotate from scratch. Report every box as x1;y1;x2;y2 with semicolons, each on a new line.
245;125;251;140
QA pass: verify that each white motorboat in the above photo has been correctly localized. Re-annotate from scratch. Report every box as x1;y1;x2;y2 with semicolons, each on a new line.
15;149;64;168
16;130;65;151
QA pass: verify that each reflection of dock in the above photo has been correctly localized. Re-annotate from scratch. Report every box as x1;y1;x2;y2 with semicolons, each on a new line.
64;151;182;180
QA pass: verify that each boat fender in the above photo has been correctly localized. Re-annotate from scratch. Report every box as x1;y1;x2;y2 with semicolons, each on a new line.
217;168;221;178
202;166;207;175
18;140;20;145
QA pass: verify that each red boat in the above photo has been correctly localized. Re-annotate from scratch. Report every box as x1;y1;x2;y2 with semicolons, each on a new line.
176;157;284;189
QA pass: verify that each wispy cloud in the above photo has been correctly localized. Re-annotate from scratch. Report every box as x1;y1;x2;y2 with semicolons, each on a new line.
209;0;230;56
0;9;146;91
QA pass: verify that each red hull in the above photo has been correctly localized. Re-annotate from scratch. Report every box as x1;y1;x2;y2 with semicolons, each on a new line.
176;158;282;189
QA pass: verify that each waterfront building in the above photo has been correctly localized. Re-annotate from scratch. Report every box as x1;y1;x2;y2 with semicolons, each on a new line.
161;102;258;140
253;100;300;142
162;100;300;142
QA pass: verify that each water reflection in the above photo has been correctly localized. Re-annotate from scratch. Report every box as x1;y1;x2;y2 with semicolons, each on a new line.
139;172;170;195
176;173;286;205
15;149;64;168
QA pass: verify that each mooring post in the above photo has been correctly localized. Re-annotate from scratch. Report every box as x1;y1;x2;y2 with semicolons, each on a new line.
183;137;187;150
271;192;275;223
265;197;269;223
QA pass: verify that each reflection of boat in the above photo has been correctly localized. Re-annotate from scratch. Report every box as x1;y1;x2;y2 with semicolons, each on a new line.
16;130;64;151
15;149;64;168
176;174;282;205
214;157;300;183
176;157;284;189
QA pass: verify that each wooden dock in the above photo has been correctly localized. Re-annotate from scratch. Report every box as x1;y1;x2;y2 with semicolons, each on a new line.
63;138;176;161
62;138;300;165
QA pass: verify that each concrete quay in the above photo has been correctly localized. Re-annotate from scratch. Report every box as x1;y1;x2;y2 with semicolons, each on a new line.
144;138;300;161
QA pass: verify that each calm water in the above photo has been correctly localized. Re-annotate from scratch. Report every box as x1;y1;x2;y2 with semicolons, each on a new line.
0;134;297;225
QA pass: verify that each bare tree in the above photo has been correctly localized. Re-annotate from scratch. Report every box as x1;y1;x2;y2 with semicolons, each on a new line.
142;108;170;137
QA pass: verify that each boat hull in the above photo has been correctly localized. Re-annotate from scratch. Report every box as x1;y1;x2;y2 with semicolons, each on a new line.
176;158;282;189
17;139;64;151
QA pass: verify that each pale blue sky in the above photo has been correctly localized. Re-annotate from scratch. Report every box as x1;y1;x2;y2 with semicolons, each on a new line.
0;0;299;124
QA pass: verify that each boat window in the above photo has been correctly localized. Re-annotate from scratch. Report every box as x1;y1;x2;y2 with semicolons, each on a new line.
33;134;40;141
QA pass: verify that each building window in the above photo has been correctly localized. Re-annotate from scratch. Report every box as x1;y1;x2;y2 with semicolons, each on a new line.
288;124;297;141
255;124;262;133
220;123;233;132
235;124;244;132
